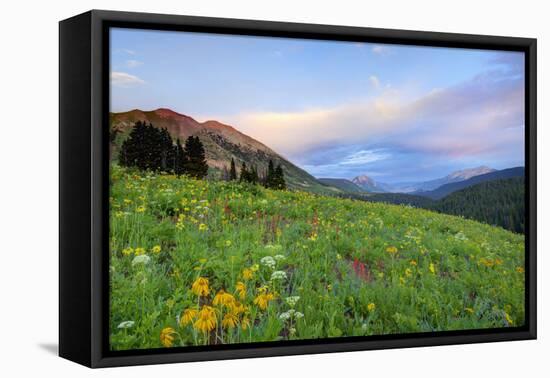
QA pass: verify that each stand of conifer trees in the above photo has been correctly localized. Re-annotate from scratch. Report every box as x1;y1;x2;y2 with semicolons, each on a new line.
226;158;285;190
119;121;208;179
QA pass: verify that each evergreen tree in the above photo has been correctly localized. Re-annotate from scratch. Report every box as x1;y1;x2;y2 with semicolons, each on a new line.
265;160;276;188
119;121;150;170
240;162;249;182
274;164;286;190
159;128;174;172
184;136;209;179
174;138;186;176
250;165;259;184
229;158;237;181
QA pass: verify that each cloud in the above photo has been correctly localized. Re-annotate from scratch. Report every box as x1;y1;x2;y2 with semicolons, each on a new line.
217;61;524;172
368;75;381;89
111;71;145;87
340;149;389;165
372;45;391;56
126;59;143;68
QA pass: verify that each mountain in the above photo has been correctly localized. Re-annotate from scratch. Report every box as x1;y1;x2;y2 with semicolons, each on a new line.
109;108;333;194
389;166;497;193
351;175;389;192
432;177;525;233
318;178;366;193
350;166;496;194
418;167;525;200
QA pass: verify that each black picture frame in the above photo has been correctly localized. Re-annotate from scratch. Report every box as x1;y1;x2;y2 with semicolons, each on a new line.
59;9;537;368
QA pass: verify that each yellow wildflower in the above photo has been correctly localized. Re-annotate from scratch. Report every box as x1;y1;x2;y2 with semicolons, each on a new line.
229;302;246;315
134;247;145;256
410;260;417;266
136;205;146;213
386;246;398;255
180;308;198;326
235;281;247;300
122;247;133;256
254;292;275;310
429;263;436;274
212;290;235;307
241;316;251;330
193;306;217;333
405;268;412;277
221;313;238;329
242;268;254;281
505;312;514;325
465;307;474;314
516;266;525;273
160;327;176;347
191;277;210;297
198;223;208;232
367;303;376;312
151;245;161;254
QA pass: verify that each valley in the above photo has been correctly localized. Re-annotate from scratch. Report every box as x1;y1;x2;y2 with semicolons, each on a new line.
110;108;525;233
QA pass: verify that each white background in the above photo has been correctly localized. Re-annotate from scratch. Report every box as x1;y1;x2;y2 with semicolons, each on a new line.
0;0;547;376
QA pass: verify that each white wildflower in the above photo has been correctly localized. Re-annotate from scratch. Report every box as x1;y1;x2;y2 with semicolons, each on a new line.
279;311;291;321
271;270;287;281
117;320;135;329
260;256;276;269
285;296;300;307
132;254;151;266
274;254;286;262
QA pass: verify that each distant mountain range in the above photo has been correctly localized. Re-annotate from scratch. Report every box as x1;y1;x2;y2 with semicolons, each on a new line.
109;108;334;194
416;167;525;200
350;166;496;194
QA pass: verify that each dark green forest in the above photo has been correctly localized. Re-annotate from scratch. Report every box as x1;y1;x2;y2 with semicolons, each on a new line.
343;177;525;233
431;177;525;233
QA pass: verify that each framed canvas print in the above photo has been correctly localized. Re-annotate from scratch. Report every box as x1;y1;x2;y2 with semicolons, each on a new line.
59;10;537;368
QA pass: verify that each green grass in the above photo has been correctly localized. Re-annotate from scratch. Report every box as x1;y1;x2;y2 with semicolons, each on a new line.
109;164;525;350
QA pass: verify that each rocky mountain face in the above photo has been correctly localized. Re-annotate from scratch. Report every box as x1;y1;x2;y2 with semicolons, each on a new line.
351;175;389;192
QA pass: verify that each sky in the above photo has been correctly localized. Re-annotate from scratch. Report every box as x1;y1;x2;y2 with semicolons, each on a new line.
110;28;525;183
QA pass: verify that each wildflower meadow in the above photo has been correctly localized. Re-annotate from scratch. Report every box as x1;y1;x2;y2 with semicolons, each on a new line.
109;164;525;350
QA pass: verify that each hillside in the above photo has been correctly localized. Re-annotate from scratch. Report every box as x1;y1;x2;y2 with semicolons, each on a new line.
418;167;525;200
110;164;525;350
110;108;334;195
348;192;436;208
432;177;525;233
318;178;365;193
